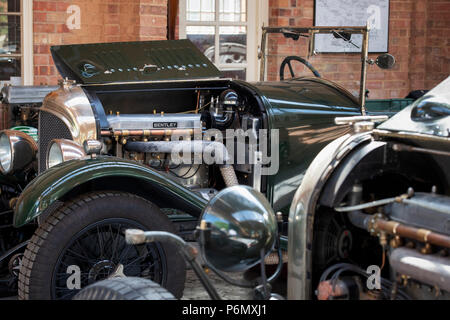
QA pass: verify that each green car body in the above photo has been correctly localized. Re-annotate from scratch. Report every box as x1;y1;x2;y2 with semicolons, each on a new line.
13;157;208;227
13;76;361;229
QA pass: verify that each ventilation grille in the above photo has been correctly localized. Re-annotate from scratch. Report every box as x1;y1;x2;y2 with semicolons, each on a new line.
38;111;72;173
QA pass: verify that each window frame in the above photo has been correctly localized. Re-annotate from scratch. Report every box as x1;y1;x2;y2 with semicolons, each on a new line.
0;0;33;85
179;0;268;82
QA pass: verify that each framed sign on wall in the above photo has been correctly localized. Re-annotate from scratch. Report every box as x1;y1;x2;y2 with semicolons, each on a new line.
314;0;390;53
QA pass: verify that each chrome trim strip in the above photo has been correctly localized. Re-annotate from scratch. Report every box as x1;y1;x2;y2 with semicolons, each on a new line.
373;129;450;143
80;77;230;87
287;132;372;299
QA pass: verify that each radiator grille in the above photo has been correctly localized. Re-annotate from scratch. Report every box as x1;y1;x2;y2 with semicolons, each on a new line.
38;111;72;173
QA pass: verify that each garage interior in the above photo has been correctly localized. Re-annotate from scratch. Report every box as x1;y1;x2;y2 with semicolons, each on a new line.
0;0;448;302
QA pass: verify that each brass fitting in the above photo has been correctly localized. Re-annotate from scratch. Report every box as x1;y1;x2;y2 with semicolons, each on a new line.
199;220;208;230
421;243;432;255
59;78;76;90
401;275;410;286
390;235;403;248
9;197;18;209
367;213;385;236
379;231;388;247
406;241;416;249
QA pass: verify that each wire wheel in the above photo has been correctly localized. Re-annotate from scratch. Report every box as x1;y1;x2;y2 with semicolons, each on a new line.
18;191;186;300
51;218;167;300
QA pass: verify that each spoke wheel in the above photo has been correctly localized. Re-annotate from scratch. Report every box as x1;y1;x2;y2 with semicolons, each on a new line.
52;218;167;300
18;191;186;300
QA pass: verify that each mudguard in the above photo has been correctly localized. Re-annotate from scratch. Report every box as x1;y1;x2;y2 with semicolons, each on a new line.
287;131;373;300
13;156;208;227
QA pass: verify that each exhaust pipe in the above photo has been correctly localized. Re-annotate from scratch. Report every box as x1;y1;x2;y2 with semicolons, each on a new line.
390;247;450;292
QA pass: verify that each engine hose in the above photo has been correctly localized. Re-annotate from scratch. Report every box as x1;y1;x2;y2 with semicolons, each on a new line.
346;184;372;230
125;140;231;163
219;164;239;187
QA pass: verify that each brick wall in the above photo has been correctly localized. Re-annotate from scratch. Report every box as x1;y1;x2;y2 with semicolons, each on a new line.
33;0;168;85
32;0;448;98
267;0;450;98
424;0;449;89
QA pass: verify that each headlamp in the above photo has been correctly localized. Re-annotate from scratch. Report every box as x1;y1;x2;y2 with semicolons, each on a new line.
0;130;37;174
47;139;86;169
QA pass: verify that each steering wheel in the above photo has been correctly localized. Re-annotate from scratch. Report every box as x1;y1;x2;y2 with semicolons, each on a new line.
279;56;321;80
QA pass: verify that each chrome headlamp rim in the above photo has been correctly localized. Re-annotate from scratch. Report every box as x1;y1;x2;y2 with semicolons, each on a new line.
199;185;278;273
46;139;86;170
0;133;12;174
0;130;38;174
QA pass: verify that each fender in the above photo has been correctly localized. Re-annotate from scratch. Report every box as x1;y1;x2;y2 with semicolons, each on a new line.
13;156;208;227
287;131;373;300
318;140;388;208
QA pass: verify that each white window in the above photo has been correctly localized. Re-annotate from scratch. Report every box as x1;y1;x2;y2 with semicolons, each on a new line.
179;0;268;81
0;0;33;86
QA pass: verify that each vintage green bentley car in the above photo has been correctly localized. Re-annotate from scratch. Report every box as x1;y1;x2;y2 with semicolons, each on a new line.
0;26;399;299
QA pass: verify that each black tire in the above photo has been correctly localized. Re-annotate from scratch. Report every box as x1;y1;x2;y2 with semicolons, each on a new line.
73;277;176;300
18;191;186;300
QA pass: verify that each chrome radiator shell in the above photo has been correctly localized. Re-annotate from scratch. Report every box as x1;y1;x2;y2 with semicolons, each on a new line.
38;85;97;172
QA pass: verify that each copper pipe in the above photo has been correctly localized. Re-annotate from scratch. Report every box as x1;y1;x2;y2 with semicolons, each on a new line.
195;89;200;114
374;219;450;249
101;129;196;137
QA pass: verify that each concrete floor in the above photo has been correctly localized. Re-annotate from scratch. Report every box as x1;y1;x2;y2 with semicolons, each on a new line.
182;269;253;300
181;243;253;300
181;243;287;300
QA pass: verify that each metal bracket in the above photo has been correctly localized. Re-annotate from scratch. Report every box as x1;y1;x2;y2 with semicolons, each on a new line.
253;151;263;192
335;115;389;133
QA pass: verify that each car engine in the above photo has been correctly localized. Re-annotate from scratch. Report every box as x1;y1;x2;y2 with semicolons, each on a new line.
317;185;450;300
38;81;267;200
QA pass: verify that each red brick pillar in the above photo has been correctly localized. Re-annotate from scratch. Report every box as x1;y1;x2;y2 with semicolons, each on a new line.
424;0;449;89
